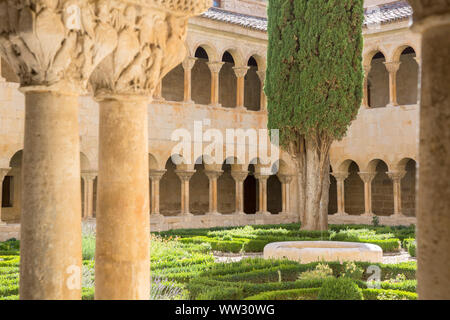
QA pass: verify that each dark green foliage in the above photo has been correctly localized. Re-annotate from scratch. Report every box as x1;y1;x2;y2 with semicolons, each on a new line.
245;288;320;300
403;238;416;257
362;288;417;300
317;277;363;300
266;0;364;146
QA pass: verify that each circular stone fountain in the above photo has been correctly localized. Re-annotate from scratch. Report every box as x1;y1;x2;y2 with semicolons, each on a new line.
263;241;383;264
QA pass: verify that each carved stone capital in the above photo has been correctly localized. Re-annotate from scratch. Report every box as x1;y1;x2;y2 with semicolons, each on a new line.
278;174;293;184
332;172;349;182
254;173;270;181
387;171;407;182
182;56;197;71
0;168;11;181
81;171;97;182
384;61;401;74
207;61;224;74
205;170;223;180
233;66;250;78
149;169;166;181
175;169;195;181
358;172;377;184
90;0;210;98
0;0;123;94
231;170;248;182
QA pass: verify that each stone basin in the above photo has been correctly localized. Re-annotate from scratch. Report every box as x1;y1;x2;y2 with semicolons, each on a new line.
263;241;383;264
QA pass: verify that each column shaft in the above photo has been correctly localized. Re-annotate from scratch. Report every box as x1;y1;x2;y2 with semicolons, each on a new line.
151;179;160;214
332;172;348;215
415;16;450;299
387;171;405;216
95;97;150;300
278;174;292;214
182;57;196;103
184;68;192;103
358;172;376;215
205;170;222;215
208;62;224;106
149;170;165;216
20;91;82;300
236;76;245;108
175;170;195;216
231;171;247;214
255;174;270;215
384;62;401;107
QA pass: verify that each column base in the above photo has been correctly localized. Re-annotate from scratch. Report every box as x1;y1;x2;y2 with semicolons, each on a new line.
209;103;222;108
183;100;195;106
386;103;399;108
235;106;247;112
234;211;246;215
333;212;348;217
361;212;375;217
206;211;222;216
150;213;164;220
257;211;271;216
180;212;193;217
390;213;405;219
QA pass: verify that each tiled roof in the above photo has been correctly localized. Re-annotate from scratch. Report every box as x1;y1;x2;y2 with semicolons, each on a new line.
364;1;413;27
200;1;412;32
200;7;267;31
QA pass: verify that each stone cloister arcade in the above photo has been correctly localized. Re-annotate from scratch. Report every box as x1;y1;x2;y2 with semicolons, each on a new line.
156;44;266;112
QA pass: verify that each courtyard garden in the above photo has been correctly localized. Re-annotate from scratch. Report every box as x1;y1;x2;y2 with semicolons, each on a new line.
0;223;417;300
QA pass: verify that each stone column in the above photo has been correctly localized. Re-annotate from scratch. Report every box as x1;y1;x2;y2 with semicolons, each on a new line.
149;170;166;218
255;173;271;215
233;66;250;110
384;61;401;107
362;65;371;108
205;170;223;215
408;0;450;299
207;62;224;107
89;1;209;300
175;170;196;216
0;168;11;224
0;0;122;300
278;174;293;214
231;171;248;215
387;171;406;217
332;172;348;215
358;172;377;216
256;70;267;111
182;56;197;104
81;172;97;219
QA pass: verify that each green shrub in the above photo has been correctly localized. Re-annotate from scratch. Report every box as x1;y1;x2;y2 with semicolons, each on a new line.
82;287;95;300
317;278;363;300
298;263;333;281
362;289;417;300
245;288;320;300
403;239;416;257
342;261;364;280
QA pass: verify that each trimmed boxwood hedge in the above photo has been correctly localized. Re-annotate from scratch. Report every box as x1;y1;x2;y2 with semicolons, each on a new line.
244;288;417;300
245;288;320;300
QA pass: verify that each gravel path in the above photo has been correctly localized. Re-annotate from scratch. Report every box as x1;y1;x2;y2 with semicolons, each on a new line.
213;249;416;264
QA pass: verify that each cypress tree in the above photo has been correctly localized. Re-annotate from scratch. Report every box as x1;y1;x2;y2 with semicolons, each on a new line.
266;0;364;230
